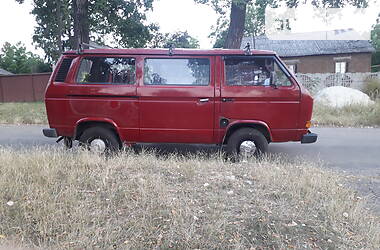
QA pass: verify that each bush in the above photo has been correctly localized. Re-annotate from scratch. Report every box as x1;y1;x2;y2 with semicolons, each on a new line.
362;78;380;100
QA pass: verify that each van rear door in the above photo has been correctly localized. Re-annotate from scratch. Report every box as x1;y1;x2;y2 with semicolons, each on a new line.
137;56;215;143
46;55;139;141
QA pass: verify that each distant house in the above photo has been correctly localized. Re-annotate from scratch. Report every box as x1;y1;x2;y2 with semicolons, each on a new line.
0;68;13;75
241;33;375;74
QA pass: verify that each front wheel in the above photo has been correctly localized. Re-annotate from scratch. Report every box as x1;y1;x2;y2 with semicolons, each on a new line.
226;128;268;160
79;127;121;154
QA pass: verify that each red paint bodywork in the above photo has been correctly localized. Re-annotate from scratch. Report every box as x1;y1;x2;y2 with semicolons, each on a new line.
45;48;313;144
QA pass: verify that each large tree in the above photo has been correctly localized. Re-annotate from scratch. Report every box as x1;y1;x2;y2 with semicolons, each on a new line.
0;42;51;74
16;0;156;62
196;0;252;48
198;0;369;49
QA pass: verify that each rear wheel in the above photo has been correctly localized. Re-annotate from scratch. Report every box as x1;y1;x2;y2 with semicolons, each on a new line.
226;128;268;160
79;127;120;154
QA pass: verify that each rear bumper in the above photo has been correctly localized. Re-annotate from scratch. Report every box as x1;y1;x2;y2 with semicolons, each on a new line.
301;131;318;144
43;128;58;138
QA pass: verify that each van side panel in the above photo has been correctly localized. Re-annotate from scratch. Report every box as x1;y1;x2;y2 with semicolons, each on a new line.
45;50;314;146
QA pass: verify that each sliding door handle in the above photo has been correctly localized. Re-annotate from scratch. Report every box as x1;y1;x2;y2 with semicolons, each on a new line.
199;98;209;103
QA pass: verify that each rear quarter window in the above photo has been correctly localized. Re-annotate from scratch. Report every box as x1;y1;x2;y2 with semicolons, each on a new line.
54;58;74;82
76;57;135;85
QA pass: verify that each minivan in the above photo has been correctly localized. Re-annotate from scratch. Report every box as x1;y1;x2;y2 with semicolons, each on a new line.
43;47;317;157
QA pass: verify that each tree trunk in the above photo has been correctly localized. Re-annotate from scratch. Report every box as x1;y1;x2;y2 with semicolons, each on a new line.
56;0;63;54
73;0;89;49
224;1;248;49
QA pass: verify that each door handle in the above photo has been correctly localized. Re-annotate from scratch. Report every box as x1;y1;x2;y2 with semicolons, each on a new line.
199;98;209;103
222;98;234;102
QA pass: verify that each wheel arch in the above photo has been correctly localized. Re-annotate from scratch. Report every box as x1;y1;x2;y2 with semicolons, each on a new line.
223;120;272;144
74;118;121;143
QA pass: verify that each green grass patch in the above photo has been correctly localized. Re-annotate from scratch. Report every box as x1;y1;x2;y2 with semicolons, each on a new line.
312;101;380;127
0;148;378;249
0;102;47;124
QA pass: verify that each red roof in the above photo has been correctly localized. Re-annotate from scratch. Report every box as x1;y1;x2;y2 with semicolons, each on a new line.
63;48;276;56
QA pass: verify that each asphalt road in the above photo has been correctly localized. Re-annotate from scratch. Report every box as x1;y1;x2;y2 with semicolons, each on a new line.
1;125;379;171
1;125;379;210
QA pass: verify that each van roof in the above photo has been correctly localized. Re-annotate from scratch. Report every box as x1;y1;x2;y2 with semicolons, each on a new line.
63;48;276;56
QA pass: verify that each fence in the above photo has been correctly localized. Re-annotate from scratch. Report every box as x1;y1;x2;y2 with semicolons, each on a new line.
296;72;380;94
0;73;51;102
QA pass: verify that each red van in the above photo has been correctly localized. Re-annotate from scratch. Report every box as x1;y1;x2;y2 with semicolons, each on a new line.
43;48;317;157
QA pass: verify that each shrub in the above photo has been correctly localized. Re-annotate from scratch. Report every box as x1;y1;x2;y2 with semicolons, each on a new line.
362;78;380;100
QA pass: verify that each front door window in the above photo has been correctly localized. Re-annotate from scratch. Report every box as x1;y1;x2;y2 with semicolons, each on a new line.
225;57;273;86
224;56;292;87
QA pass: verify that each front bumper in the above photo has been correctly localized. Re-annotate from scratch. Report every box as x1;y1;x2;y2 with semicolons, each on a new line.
43;128;58;138
301;131;318;144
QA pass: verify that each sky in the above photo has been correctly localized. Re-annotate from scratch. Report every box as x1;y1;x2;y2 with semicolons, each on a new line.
0;0;42;54
265;3;380;40
0;0;379;59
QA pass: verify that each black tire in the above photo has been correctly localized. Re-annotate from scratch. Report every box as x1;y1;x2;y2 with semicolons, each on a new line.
226;128;268;160
79;127;120;153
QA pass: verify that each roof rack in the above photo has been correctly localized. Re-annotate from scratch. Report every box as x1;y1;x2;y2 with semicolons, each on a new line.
244;43;252;55
168;44;174;56
77;42;112;54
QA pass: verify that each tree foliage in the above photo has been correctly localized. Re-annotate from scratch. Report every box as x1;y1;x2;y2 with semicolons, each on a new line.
371;14;380;50
0;42;51;74
371;13;380;71
197;0;369;48
150;31;200;48
16;0;157;63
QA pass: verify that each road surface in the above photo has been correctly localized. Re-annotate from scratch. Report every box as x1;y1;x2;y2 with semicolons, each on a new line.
0;125;379;211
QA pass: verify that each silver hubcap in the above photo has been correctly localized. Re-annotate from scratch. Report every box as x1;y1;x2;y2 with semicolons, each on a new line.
239;140;256;155
90;139;106;153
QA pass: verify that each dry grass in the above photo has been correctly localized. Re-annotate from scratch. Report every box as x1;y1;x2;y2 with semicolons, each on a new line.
0;147;378;249
0;103;47;124
312;101;380;127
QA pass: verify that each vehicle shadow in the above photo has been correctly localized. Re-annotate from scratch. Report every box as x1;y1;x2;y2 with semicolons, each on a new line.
131;143;294;159
132;143;224;158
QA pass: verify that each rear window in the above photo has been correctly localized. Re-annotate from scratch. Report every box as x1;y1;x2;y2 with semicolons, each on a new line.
144;58;210;86
76;57;135;85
